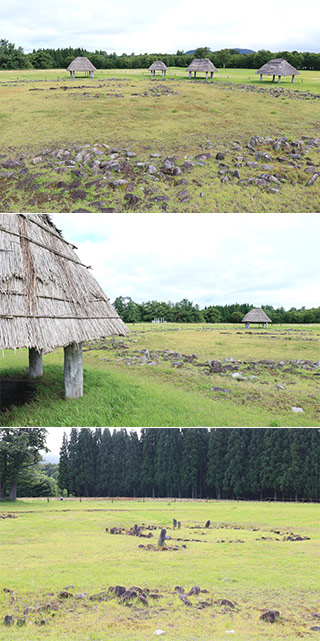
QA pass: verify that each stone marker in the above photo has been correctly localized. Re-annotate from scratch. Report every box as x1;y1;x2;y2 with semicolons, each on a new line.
173;518;177;528
158;528;167;547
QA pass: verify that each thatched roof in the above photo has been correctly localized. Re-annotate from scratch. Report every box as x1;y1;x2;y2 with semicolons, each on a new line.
0;214;127;353
242;309;272;323
149;60;168;71
187;58;218;72
256;58;300;76
67;56;97;72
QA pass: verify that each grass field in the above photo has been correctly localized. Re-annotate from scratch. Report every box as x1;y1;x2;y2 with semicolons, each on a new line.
1;323;319;426
0;498;319;640
0;68;319;212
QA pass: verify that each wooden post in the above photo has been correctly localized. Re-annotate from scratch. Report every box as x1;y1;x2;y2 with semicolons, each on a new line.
260;74;263;81
292;75;295;83
29;348;43;378
189;71;191;79
206;71;208;80
64;342;83;399
278;75;281;83
194;71;197;78
272;74;275;82
211;71;214;78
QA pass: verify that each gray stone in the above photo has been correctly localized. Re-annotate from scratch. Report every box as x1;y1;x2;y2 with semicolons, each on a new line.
306;173;318;186
109;179;128;187
2;159;23;169
72;189;87;200
259;610;280;623
158;528;166;546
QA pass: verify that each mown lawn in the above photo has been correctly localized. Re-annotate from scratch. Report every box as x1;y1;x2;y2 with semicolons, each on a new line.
0;499;319;641
0;68;319;212
1;323;319;426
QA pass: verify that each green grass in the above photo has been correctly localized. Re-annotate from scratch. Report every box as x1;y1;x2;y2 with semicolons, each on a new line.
0;499;319;640
0;68;319;212
1;323;319;426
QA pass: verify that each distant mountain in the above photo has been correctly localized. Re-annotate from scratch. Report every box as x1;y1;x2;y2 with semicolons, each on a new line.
234;48;255;54
186;48;255;55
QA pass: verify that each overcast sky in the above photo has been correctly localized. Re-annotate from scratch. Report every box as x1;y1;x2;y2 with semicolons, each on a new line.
50;213;320;313
2;0;319;54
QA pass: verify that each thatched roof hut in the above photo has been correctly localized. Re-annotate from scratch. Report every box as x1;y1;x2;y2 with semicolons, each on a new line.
242;309;272;328
256;58;300;83
67;56;97;78
149;60;168;77
187;58;218;79
0;214;127;398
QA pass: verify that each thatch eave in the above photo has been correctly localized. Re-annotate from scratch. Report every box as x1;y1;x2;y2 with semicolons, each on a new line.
256;58;300;76
67;56;97;72
242;308;272;323
187;58;218;72
149;60;168;71
0;214;127;354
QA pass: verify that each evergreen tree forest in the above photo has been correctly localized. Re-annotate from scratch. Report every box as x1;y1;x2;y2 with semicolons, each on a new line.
1;39;320;71
58;429;319;501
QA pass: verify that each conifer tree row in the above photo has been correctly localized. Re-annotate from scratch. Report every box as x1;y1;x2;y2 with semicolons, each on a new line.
58;429;319;501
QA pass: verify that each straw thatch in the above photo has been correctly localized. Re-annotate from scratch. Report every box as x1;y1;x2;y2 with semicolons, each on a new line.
67;56;97;72
242;309;272;324
187;58;218;72
149;60;168;71
256;58;300;77
0;214;127;354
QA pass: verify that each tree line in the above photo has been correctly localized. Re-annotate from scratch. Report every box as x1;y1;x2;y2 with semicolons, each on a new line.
1;39;320;71
58;429;319;501
113;297;320;324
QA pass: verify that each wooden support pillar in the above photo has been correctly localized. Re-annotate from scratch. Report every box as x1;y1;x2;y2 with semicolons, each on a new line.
211;71;214;78
278;75;281;83
64;342;83;399
206;71;208;80
292;75;295;83
189;71;192;79
260;73;263;81
29;348;43;378
194;71;197;78
272;74;275;82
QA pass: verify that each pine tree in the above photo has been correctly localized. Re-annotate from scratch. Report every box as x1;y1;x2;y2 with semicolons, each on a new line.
96;429;112;496
68;428;79;496
58;432;70;494
123;431;141;497
207;429;229;499
140;429;158;497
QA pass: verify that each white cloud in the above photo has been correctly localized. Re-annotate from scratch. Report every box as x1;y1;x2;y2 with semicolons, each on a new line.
51;213;320;310
1;0;319;53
